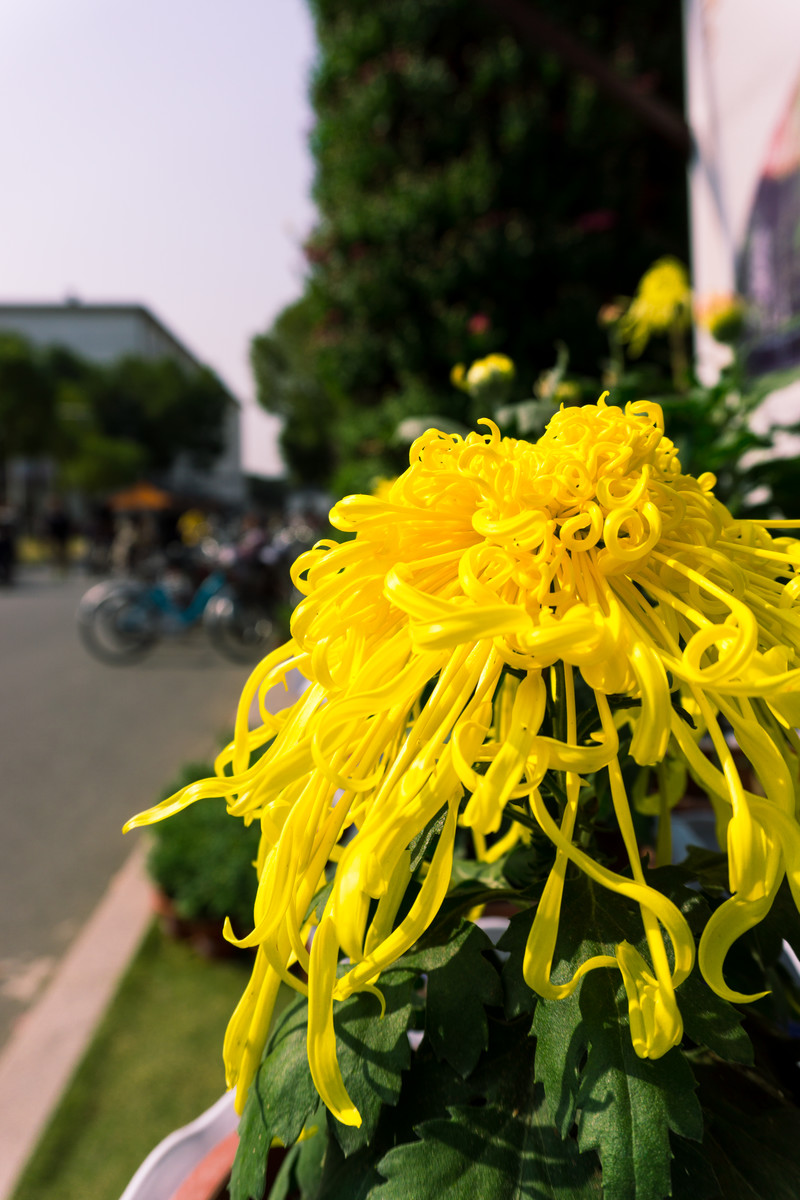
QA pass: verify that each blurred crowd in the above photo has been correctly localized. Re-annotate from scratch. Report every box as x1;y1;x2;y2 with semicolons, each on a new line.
0;496;322;594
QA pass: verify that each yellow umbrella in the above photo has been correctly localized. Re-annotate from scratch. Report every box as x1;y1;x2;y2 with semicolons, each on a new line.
109;482;173;512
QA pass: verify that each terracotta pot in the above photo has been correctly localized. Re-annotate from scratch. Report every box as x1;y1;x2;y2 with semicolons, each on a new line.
120;1090;291;1200
168;1129;238;1200
165;1132;292;1200
151;889;241;960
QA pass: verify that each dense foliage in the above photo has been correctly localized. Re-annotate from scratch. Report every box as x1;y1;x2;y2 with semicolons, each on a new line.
147;761;261;936
254;0;688;492
0;333;230;497
230;850;800;1200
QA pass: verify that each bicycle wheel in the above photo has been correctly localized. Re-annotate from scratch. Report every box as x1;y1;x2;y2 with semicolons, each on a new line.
77;581;160;664
203;593;281;664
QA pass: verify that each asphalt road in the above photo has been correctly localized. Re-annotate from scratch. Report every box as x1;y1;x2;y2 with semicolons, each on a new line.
0;567;256;1049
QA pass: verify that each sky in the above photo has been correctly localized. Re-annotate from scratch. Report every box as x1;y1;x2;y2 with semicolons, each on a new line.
0;0;318;476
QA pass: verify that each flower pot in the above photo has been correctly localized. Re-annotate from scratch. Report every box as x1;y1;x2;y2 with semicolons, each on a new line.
152;889;241;960
119;1091;238;1200
119;1090;292;1200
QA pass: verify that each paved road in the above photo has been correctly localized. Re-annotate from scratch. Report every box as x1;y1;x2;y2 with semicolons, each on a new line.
0;568;256;1048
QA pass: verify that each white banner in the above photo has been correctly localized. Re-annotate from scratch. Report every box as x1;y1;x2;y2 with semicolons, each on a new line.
685;0;800;382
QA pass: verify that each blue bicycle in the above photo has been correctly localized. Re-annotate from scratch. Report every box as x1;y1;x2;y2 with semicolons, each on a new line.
76;559;282;665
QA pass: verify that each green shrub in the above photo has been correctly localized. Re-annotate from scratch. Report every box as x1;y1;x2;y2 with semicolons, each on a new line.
146;760;260;937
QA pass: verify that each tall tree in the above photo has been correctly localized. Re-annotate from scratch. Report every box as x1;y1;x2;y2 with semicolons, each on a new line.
0;335;230;499
0;335;57;459
256;0;688;492
87;356;229;472
251;297;339;485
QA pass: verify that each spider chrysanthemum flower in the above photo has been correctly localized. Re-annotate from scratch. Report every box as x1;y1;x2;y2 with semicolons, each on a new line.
127;396;800;1128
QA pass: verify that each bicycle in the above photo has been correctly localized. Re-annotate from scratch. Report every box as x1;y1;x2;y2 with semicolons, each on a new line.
76;549;284;665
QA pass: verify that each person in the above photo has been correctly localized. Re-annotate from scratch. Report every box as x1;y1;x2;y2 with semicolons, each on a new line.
110;515;141;575
0;506;17;585
235;511;272;563
45;496;72;576
85;502;114;575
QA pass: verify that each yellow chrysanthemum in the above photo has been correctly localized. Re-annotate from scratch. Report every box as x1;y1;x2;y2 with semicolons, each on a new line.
127;395;800;1128
450;362;467;390
619;257;691;356
465;352;515;390
371;475;396;501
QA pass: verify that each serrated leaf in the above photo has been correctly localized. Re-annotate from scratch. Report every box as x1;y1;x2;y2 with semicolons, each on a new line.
673;964;753;1065
395;1013;532;1127
231;993;319;1200
576;968;702;1200
371;1104;601;1200
370;1028;601;1200
327;968;416;1157
529;874;703;1200
410;920;503;1076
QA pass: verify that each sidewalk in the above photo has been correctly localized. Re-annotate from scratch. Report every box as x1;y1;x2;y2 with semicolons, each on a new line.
0;667;307;1200
0;841;153;1200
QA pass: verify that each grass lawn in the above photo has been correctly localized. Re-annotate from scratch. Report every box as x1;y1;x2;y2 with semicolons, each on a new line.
11;922;252;1200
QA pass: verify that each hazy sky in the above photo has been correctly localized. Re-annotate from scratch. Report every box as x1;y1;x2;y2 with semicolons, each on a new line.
0;0;318;474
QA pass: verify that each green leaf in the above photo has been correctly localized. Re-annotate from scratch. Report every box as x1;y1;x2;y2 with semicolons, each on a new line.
530;987;584;1137
408;803;448;872
371;1104;601;1200
498;908;538;1019
742;876;800;985
673;964;753;1065
313;1136;384;1200
295;1122;328;1198
414;920;503;1076
448;855;510;890
422;857;520;937
673;847;729;893
668;1136;721;1200
231;994;319;1200
327;967;417;1157
503;841;556;892
305;878;334;925
691;1059;800;1200
529;874;703;1200
370;1025;601;1199
647;869;752;1065
575;969;702;1200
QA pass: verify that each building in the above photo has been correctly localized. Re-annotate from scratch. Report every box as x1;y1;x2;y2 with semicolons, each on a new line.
0;299;245;507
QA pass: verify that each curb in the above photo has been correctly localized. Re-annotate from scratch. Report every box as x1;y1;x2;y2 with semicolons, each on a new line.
0;839;153;1200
